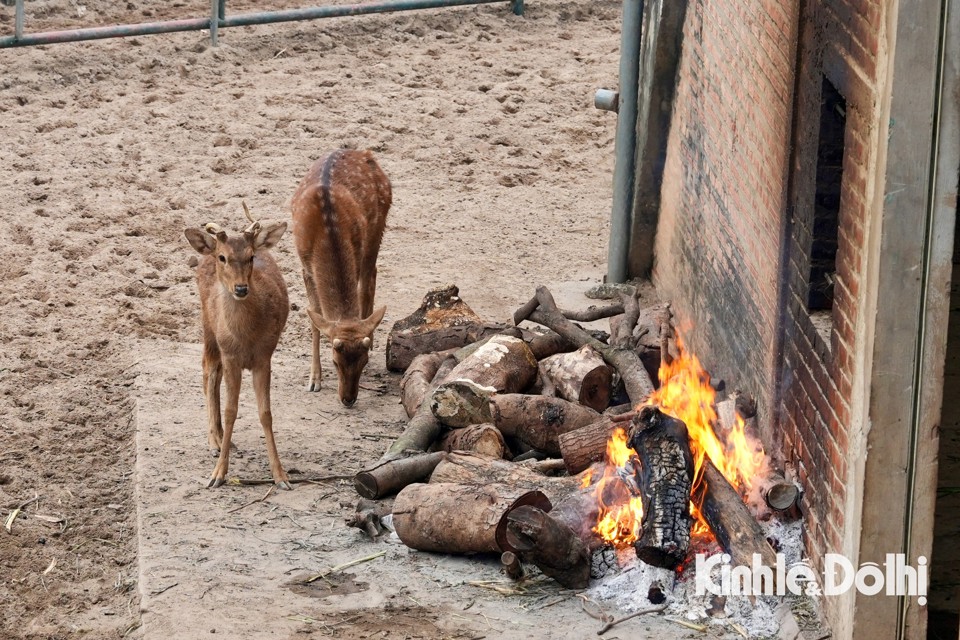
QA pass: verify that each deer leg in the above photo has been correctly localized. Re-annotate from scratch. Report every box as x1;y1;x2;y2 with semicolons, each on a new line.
209;361;241;488
252;363;291;490
202;341;223;455
359;264;378;320
302;267;323;392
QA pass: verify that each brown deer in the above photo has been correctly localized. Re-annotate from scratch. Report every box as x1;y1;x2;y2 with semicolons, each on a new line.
291;149;390;407
184;205;291;489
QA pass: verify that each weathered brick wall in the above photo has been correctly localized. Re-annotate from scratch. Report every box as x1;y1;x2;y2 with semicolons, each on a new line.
653;0;799;427
653;0;884;613
779;0;882;578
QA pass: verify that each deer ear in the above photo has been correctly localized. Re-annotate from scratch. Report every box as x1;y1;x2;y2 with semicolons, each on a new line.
185;228;216;255
361;306;387;336
254;222;286;250
307;309;335;336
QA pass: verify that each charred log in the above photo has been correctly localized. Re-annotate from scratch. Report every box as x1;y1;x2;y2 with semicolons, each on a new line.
504;505;591;589
629;406;694;569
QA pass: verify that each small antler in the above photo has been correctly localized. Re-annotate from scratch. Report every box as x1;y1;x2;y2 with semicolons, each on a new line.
241;200;261;235
203;222;224;236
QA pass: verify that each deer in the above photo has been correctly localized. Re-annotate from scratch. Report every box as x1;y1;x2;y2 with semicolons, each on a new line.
291;149;390;407
183;204;292;489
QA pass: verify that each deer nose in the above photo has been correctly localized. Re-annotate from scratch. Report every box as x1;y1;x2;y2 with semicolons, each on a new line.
234;285;248;298
340;396;357;408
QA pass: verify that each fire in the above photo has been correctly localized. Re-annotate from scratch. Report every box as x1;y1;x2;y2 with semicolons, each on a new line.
588;335;772;550
589;428;644;547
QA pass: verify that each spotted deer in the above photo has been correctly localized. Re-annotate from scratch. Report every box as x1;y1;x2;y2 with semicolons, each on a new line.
184;205;292;489
291;149;390;407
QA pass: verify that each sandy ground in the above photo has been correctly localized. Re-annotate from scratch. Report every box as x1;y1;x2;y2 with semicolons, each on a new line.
0;1;692;637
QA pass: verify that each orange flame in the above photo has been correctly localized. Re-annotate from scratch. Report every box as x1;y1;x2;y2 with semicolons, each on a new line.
589;428;644;547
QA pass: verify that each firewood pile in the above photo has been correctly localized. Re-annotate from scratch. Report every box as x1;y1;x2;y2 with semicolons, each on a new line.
347;284;801;594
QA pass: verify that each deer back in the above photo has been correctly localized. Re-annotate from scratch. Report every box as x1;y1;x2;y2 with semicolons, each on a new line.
291;149;391;321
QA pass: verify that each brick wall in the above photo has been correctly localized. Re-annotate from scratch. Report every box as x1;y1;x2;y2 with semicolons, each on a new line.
653;0;884;614
653;0;799;432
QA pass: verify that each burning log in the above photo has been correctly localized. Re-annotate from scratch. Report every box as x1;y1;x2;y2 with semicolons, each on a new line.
437;423;509;459
392;482;550;554
629;406;694;569
386;284;510;371
354;451;447;499
695;458;778;583
515;286;655;404
538;344;614;413
557;416;618;474
714;396;799;514
429;452;580;506
504;505;591;589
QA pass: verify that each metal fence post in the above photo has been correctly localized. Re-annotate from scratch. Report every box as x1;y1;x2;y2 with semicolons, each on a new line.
210;0;219;46
219;0;227;21
511;0;524;15
14;0;24;41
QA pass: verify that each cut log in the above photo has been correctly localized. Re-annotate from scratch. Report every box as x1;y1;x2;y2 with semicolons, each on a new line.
437;423;509;459
354;451;447;499
429;335;538;426
505;505;591;589
400;352;446;419
516;287;655;404
696;458;778;588
714;395;799;513
557;416;619;475
376;353;456;462
429;452;580;506
392;482;550;554
501;551;524;580
387;284;511;371
629;406;694;569
538;344;613;413
491;394;601;456
527;330;577;360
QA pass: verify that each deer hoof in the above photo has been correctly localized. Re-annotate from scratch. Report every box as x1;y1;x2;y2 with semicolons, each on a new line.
207;476;226;489
306;380;322;392
276;480;293;491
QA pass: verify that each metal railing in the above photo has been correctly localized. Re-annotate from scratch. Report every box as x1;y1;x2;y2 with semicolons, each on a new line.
0;0;524;48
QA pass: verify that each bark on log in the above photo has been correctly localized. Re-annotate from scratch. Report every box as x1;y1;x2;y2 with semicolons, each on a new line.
345;498;390;539
557;416;618;474
429;452;580;506
429;335;538;425
392;482;551;554
629;406;694;569
538;344;613;413
354;451;447;499
387;284;510;371
696;458;778;586
611;289;641;348
437;423;509;459
527;330;577;360
400;352;446;419
490;394;601;456
505;505;591;589
518;287;656;404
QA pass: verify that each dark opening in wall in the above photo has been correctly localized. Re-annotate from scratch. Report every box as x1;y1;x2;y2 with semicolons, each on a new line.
808;76;846;313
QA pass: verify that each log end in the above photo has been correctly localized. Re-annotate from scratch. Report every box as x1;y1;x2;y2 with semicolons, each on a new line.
635;544;686;570
765;482;800;511
430;379;495;428
494;491;552;554
353;472;380;500
578;366;613;413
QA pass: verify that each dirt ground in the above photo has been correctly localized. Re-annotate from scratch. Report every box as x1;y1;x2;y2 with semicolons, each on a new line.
0;1;648;638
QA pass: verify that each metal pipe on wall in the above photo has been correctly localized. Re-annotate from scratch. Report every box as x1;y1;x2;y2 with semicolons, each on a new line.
0;0;521;48
605;0;643;284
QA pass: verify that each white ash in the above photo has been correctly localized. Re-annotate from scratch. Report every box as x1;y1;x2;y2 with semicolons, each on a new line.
587;517;811;639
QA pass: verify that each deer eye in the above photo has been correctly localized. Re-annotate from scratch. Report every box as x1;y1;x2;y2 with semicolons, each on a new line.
218;255;226;263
